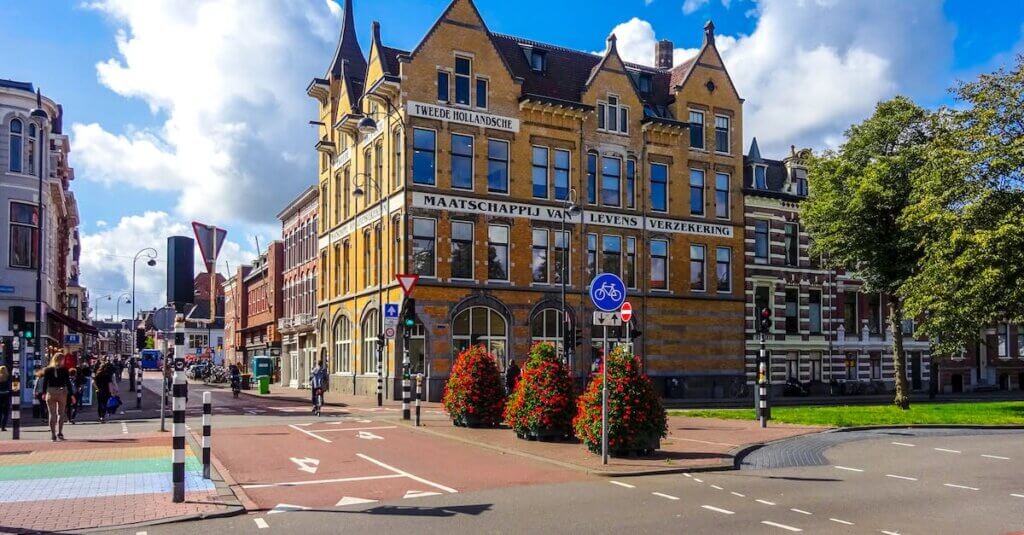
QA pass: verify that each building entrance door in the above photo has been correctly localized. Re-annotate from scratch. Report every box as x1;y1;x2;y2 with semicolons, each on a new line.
910;352;922;390
951;374;963;393
288;351;300;388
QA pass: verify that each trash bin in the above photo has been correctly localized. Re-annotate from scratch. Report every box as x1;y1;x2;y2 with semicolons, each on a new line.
257;375;270;395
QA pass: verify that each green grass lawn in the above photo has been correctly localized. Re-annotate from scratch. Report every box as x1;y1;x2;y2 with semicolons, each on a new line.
672;401;1024;427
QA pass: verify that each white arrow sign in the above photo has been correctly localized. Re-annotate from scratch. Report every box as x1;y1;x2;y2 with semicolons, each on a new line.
356;431;384;440
290;457;320;474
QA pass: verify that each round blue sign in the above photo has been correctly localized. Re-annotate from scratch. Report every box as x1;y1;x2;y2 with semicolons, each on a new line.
589;273;626;312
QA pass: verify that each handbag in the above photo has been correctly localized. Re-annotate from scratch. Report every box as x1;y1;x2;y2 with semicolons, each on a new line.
106;395;122;411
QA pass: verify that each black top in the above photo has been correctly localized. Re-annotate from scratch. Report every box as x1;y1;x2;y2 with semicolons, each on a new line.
41;366;73;390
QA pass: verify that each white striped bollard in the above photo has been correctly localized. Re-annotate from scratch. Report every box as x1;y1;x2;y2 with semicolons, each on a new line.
401;368;411;421
376;357;383;407
414;373;422;426
202;391;211;479
172;371;186;502
11;384;20;440
136;366;143;409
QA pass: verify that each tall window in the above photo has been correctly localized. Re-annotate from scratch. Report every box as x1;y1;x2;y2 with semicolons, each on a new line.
714;115;730;153
846;353;858;380
411;218;436;277
342;241;350;293
650;239;668;290
360;310;380;374
531;309;565;356
392;130;402;189
716;247;731;293
868;293;882;335
754;221;769;262
451;221;474;280
794;168;808;196
488;224;509;281
786;352;799;381
475;78;488;108
997;323;1008;357
689;110;704;150
650;163;667;212
586;152;597;204
689;169;705;216
625;158;636;209
785;289;799;334
451;133;474;190
363;229;371;286
373;224;381;284
374;142;384;193
754;165;767;189
809;290;822;334
9;202;38;269
715;172;730;219
343;169;350;219
810;352;822;382
27;124;37;176
554;149;570;201
454;56;471;105
334;316;351;373
487;139;509;193
602;235;621;277
334;243;342;294
870;352;881;380
363;149;373;204
412;129;436;185
844;291;858;335
452;307;507;367
532;146;549;198
320;251;327;297
391;216;401;278
690;244;706;291
532;229;549;283
553;230;569;284
598;95;628;134
8;119;22;173
624;237;636;289
601;157;621;206
784;223;799;266
586;234;597;279
437;71;449;101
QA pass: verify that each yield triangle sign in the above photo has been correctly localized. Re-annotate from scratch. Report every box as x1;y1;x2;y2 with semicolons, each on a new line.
396;274;420;296
192;222;227;270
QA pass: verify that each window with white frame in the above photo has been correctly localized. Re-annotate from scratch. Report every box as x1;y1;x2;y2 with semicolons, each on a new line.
650;239;668;290
714;115;730;153
601;156;621;207
531;308;565;356
488;224;509;281
690;244;706;291
454;56;471;105
451;133;474;190
716;246;731;293
532;228;549;284
810;351;822;381
9;202;38;269
650;163;667;212
360;309;379;374
998;323;1008;357
554;149;570;201
689;169;705;216
715;172;730;219
411;218;435;277
553;230;569;285
334;316;352;373
786;352;799;381
532;146;549;199
8;119;22;173
689;110;704;149
487;139;509;193
451;220;474;280
598;95;628;134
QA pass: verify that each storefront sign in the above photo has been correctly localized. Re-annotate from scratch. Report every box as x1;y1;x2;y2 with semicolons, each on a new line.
411;192;734;238
407;101;519;132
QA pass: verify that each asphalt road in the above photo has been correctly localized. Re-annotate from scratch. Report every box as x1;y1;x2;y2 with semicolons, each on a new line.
114;424;1024;535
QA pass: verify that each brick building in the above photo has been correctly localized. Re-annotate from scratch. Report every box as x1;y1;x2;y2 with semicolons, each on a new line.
935;324;1024;393
222;269;247;366
277;186;319;387
234;242;283;372
310;0;746;400
743;140;932;396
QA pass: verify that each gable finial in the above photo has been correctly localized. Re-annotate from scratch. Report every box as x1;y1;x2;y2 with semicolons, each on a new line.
704;20;715;45
607;33;617;49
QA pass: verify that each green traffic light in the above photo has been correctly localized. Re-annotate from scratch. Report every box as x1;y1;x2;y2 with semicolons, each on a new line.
403;318;414;327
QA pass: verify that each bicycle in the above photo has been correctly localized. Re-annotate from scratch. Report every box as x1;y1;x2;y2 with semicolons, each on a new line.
593;282;622;301
312;387;324;417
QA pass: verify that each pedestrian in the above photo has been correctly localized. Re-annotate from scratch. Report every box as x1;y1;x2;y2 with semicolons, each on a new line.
505;359;520;394
32;366;46;420
128;356;137;392
41;354;73;441
94;362;115;423
67;368;81;424
0;365;11;432
309;360;328;415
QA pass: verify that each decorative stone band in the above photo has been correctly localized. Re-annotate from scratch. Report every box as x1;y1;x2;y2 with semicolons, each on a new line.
412;192;735;238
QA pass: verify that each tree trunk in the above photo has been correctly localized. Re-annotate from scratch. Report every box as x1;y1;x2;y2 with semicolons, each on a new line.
888;297;911;409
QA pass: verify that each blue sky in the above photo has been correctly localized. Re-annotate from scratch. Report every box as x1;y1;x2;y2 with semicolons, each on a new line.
1;0;1022;316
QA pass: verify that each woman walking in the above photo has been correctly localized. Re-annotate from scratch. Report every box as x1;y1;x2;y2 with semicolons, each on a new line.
0;365;11;432
67;368;80;424
41;354;73;441
94;362;115;423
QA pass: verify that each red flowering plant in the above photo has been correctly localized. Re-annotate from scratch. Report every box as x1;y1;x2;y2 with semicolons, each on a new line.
442;344;506;427
504;342;575;440
572;345;667;455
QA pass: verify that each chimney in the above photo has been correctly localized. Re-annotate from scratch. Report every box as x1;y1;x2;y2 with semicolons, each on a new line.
656;39;673;69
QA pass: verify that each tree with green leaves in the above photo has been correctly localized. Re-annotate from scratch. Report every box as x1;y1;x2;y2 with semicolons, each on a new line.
803;97;932;409
902;56;1024;358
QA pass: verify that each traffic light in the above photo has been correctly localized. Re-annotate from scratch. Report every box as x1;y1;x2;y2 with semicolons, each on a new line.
22;322;34;340
628;319;642;339
8;306;24;333
136;329;146;351
402;298;417;328
573;327;583;348
758;307;772;334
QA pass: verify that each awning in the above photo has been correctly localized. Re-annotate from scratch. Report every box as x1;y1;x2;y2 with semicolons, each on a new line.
48;310;99;336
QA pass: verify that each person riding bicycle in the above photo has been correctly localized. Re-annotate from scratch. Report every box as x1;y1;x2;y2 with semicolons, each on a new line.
229;364;241;397
309;360;328;415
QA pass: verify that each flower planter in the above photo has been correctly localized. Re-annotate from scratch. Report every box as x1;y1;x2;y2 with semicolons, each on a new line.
518;426;570;441
610;434;661;457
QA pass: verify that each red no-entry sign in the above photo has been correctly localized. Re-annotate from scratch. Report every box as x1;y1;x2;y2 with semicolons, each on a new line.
620;301;633;322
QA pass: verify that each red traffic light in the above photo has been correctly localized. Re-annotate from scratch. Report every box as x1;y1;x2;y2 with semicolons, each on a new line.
761;308;771;318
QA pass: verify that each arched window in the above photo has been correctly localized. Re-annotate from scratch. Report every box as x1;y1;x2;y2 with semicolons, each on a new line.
27;123;37;176
333;315;352;373
360;308;380;374
530;308;565;357
452;306;507;368
9;119;23;173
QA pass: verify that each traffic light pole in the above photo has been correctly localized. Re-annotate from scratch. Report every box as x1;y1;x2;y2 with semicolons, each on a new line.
402;330;411;420
757;332;768;428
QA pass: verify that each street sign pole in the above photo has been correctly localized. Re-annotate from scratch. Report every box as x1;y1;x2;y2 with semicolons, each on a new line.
601;323;608;465
588;273;625;467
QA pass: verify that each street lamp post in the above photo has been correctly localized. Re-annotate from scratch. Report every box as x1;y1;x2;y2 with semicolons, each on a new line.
115;293;131;357
30;92;48;407
560;189;581;372
131;248;158;379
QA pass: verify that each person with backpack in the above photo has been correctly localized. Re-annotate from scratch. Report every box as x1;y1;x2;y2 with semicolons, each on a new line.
309;361;328;416
94;363;117;423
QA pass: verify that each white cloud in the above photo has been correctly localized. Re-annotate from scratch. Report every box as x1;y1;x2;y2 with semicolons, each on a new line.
682;0;709;14
605;0;954;156
73;0;341;226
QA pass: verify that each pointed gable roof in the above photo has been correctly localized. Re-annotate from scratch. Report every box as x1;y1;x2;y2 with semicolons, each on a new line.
407;0;518;83
748;137;763;163
669;20;741;101
327;0;367;79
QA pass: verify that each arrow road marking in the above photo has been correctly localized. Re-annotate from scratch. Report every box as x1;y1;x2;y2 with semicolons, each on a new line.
356;431;384;440
290;457;320;474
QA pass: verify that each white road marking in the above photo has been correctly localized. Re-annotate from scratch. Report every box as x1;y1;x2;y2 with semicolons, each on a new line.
934;448;961;454
711;484;723;490
829;518;854;525
289;457;320;474
357;453;458;493
315;426;397;432
336;496;377;507
136;531;148;535
756;499;776;506
944;483;979;491
242;474;404;489
254;518;269;529
761;520;802;532
356;431;384;440
121;422;128;434
701;505;734;515
885;474;918;481
890;442;915;447
790;508;812;515
610;481;635;489
693;478;704;483
683;473;692;478
288;424;332;443
731;492;745;497
268;504;311;514
403;490;442;499
674;437;740;447
834;466;864;472
652;492;680;501
1011;494;1024;499
981;454;1010;460
881;531;902;535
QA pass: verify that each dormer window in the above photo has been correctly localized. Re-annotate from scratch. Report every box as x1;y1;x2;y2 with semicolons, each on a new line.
754;164;767;189
597;94;628;134
794;168;808;196
530;49;546;72
454;56;471;105
637;73;651;94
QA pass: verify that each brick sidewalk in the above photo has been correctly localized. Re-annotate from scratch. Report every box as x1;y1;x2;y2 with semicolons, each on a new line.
0;434;236;533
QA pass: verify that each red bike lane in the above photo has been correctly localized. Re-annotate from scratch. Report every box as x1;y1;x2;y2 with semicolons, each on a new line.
212;417;588;511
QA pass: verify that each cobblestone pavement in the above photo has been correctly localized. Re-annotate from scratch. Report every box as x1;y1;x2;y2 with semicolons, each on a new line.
740;427;1024;470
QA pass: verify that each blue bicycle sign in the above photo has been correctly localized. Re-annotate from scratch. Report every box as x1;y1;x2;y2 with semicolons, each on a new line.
589;273;626;312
